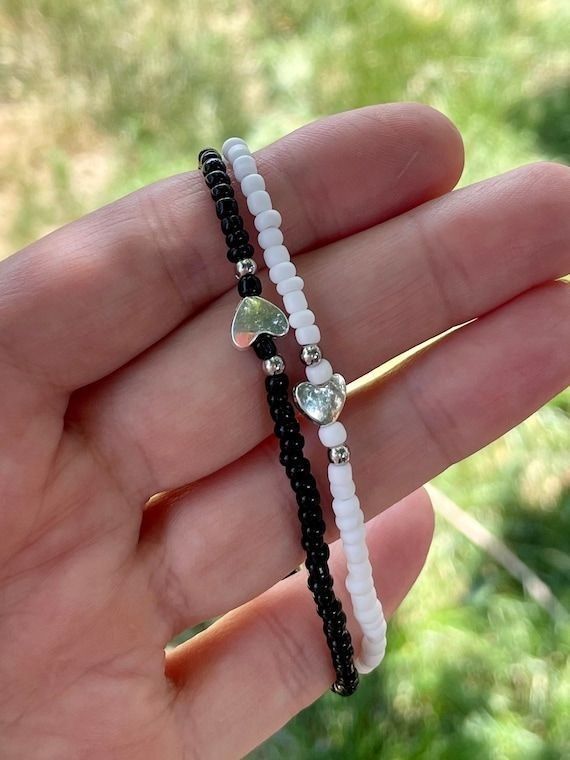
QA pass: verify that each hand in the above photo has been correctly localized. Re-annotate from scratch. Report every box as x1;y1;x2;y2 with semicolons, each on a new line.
1;103;568;759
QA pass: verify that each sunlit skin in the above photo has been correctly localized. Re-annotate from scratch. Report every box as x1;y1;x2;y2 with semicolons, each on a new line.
0;104;569;759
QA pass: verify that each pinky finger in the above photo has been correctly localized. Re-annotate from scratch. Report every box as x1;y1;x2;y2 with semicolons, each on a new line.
167;488;434;759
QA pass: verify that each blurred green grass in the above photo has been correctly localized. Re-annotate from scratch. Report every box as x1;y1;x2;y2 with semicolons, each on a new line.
1;1;569;757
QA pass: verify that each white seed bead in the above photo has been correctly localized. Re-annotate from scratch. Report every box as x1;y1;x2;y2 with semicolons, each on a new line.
353;612;378;641
347;559;372;581
355;601;383;626
362;635;386;657
306;358;333;384
240;173;265;197
335;511;364;533
332;494;361;518
228;143;251;163
269;261;296;284
254;209;282;231
263;245;290;269
343;541;369;565
295;324;321;345
355;657;375;675
233;154;257;181
330;480;357;500
288;309;315;329
276;276;304;295
361;641;386;666
318;421;347;447
342;524;366;545
258;227;284;249
328;462;353;484
283;289;308;314
247;190;271;215
222;136;247;159
346;572;373;596
352;590;378;613
363;619;387;642
358;645;386;673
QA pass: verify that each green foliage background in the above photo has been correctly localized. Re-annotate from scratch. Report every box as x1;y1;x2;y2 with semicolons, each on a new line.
1;1;568;757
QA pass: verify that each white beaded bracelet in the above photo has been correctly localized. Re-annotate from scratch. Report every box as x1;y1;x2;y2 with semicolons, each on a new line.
222;137;387;674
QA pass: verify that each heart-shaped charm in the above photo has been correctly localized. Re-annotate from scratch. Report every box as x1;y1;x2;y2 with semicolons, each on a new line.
293;373;347;426
231;296;289;350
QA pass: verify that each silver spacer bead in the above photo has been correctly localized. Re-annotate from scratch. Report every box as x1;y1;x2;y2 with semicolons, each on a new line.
235;258;257;278
300;344;322;366
328;444;351;464
262;355;285;376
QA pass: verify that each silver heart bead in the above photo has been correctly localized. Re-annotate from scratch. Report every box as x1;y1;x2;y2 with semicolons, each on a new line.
231;296;289;350
293;373;347;426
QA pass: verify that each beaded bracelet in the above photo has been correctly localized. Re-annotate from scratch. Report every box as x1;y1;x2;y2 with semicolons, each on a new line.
222;138;387;674
199;148;359;696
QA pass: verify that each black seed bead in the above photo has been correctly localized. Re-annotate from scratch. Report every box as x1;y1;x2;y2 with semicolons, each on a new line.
345;680;359;696
333;664;358;684
271;401;297;422
267;389;289;406
275;421;301;440
215;197;238;219
267;380;288;396
198;148;220;166
272;405;296;424
211;183;234;201
330;629;353;651
330;641;354;660
296;490;321;511
289;467;314;483
267;394;289;411
205;170;230;189
236;243;255;258
202;157;226;175
332;677;359;697
301;537;326;557
279;448;304;468
324;613;348;635
308;573;334;593
302;517;325;537
306;548;331;567
252;335;277;360
221;214;244;235
324;596;343;617
321;609;346;628
299;516;327;538
306;542;330;564
226;243;255;263
279;440;303;453
225;229;249;248
285;455;310;478
313;588;335;609
330;646;352;667
327;622;349;642
291;473;317;494
238;275;262;298
331;655;356;675
307;556;332;578
266;374;289;394
279;429;304;444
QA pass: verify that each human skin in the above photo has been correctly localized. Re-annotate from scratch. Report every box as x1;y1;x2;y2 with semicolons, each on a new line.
0;103;568;759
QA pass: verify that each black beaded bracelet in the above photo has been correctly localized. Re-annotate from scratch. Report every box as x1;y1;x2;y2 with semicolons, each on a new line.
199;147;359;696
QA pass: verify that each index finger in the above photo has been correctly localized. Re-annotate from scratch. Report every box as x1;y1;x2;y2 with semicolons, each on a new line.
0;103;463;397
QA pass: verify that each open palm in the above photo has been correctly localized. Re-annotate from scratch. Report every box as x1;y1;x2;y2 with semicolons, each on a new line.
1;104;568;759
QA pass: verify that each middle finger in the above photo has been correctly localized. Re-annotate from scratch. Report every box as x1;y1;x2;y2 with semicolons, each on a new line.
73;161;569;499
